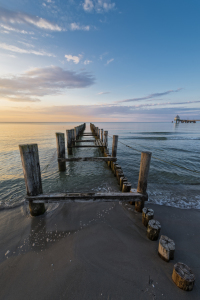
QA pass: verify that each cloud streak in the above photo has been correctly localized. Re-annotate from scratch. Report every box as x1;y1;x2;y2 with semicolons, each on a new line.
0;6;63;31
98;92;110;95
0;43;55;57
0;66;95;102
117;88;183;103
106;58;114;65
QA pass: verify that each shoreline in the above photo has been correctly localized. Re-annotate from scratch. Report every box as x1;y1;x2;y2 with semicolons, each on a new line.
0;202;199;299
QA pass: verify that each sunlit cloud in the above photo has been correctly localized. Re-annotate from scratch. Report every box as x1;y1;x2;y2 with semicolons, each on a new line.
0;66;95;102
0;6;63;31
0;43;55;57
117;88;183;103
70;22;90;31
83;0;115;13
65;54;82;64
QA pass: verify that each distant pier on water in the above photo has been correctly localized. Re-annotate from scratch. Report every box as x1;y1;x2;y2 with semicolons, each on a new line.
173;115;200;124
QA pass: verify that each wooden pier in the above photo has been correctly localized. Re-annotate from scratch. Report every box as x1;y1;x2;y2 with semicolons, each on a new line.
19;123;151;216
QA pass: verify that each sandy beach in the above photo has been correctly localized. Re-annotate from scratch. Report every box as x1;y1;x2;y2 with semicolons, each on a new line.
0;202;199;300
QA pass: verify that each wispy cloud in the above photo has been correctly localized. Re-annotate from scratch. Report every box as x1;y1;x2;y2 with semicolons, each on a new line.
83;0;115;13
65;54;82;64
84;60;92;65
117;88;183;103
98;91;110;95
0;43;55;57
0;6;63;31
0;24;34;34
70;22;90;31
106;58;114;65
0;66;95;102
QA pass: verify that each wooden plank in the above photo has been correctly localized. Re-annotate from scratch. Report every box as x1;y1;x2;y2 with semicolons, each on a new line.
72;145;103;148
58;157;117;162
75;140;95;142
26;192;148;203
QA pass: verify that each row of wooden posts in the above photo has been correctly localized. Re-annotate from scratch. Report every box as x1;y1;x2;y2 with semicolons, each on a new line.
19;122;152;216
90;123;152;212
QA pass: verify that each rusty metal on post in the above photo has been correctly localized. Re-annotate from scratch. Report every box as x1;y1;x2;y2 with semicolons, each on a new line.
19;144;45;216
56;133;66;172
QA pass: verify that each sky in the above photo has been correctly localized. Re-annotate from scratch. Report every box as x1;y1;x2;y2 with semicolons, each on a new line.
0;0;200;122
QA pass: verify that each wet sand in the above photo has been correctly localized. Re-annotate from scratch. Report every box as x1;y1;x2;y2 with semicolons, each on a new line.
0;202;200;300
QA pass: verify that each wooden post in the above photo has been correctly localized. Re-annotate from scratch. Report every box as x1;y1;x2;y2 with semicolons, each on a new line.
142;207;154;227
172;262;195;291
136;151;152;212
19;144;45;216
56;133;66;171
104;131;108;148
101;129;104;143
66;129;72;155
122;182;131;192
71;129;75;146
158;235;175;262
74;127;77;141
147;219;161;241
112;135;118;157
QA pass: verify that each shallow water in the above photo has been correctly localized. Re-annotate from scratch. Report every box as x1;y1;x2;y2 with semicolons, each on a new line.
0;122;199;209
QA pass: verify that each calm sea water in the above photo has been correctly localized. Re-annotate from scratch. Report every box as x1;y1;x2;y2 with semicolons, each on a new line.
0;122;199;209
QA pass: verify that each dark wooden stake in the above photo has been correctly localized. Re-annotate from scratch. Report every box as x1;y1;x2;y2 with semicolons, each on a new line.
112;135;118;157
19;144;45;216
66;129;73;155
136;151;152;212
56;133;66;171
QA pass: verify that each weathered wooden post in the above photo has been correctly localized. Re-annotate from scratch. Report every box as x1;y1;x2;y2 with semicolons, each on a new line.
104;131;108;148
135;151;152;212
111;135;118;169
74;127;77;141
71;129;75;146
19;144;45;216
96;127;99;138
101;129;104;143
66;129;73;155
56;133;66;171
112;135;118;157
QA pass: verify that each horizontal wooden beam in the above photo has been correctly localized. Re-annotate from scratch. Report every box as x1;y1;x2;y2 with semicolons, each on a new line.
75;140;95;142
82;135;96;136
72;145;103;148
26;192;148;203
58;157;117;162
82;132;95;134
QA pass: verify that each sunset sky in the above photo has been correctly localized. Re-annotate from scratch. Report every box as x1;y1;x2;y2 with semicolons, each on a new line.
0;0;200;122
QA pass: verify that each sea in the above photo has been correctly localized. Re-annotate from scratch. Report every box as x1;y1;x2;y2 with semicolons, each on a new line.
0;122;200;210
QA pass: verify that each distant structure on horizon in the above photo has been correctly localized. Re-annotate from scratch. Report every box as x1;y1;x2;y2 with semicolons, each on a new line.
174;115;198;124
